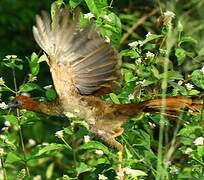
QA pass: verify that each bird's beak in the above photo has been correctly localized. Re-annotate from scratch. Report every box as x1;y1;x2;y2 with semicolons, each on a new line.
6;102;18;109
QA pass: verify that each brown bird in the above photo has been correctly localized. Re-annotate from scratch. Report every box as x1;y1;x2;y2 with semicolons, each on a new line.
7;8;203;151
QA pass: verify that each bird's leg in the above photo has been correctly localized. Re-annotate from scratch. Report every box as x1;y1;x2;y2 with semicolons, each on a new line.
113;128;124;138
92;127;125;179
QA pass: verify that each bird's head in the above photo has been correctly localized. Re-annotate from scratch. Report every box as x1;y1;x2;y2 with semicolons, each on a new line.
7;95;38;111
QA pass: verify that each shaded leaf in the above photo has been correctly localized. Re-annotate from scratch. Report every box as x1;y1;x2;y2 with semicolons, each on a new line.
35;143;66;156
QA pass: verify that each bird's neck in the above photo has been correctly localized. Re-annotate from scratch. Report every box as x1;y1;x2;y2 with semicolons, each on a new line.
30;100;64;117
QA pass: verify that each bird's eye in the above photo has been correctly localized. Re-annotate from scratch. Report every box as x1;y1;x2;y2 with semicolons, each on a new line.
14;100;21;105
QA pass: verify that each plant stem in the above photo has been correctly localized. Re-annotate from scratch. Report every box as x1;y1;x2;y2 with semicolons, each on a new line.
1;157;8;180
12;68;30;178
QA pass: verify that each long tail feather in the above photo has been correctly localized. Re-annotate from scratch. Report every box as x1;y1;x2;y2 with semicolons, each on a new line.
143;95;203;115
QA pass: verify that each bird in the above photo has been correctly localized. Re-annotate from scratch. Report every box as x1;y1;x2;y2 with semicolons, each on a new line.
6;7;203;151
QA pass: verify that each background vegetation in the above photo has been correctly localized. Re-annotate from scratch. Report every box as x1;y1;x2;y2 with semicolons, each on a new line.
0;0;204;179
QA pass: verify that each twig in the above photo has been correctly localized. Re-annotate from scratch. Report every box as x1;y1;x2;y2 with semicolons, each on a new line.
120;9;159;44
12;68;30;178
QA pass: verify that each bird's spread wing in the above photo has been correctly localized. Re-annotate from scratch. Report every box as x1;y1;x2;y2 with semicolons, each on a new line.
33;8;121;95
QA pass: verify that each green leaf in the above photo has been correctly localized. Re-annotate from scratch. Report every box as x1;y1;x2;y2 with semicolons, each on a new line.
84;0;108;16
127;169;147;177
2;62;23;70
140;34;163;47
124;71;135;82
160;71;183;80
19;82;43;92
46;162;55;179
84;0;99;15
151;66;160;79
1;115;18;126
178;36;197;46
198;47;204;56
45;89;57;101
5;152;21;163
71;120;90;130
63;127;73;135
35;143;66;156
76;162;95;175
189;89;200;95
175;48;186;65
29;52;40;76
99;12;122;48
191;70;204;89
78;141;112;155
197;146;204;157
69;0;82;8
120;49;140;59
109;93;120;104
38;54;47;63
122;63;136;70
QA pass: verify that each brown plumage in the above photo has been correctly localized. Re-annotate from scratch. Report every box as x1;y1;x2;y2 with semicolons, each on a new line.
7;8;203;151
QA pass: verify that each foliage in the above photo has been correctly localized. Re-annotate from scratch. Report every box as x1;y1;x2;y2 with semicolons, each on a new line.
0;0;204;180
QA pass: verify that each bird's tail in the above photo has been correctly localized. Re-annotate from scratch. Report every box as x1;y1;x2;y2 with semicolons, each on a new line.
116;95;203;118
142;95;203;116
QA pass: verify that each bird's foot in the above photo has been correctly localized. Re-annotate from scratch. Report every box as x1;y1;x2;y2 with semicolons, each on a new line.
113;128;124;138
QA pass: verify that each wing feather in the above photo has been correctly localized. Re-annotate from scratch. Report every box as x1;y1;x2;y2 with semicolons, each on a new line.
33;7;121;95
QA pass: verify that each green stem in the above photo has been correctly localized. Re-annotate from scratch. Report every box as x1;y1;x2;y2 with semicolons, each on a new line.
2;84;16;94
61;137;72;150
12;68;30;177
1;157;8;180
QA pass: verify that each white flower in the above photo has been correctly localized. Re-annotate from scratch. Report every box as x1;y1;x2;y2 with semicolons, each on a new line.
43;85;53;89
28;139;36;146
164;161;172;166
42;142;49;146
148;122;156;128
84;135;90;143
4;121;11;127
136;58;142;63
128;94;134;100
104;36;110;43
33;175;42;180
159;49;167;55
0;148;4;156
1;127;9;131
128;40;142;47
184;148;193;154
124;167;137;175
0;102;8;109
146;51;155;58
28;74;37;81
21;92;31;97
0;135;7;140
84;12;95;19
146;32;152;38
138;79;146;85
116;172;124;179
5;55;17;59
98;174;108;180
169;166;178;174
185;83;194;90
164;11;175;19
104;15;111;22
200;66;204;74
0;77;5;85
193;136;204;146
55;130;64;138
95;150;104;155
